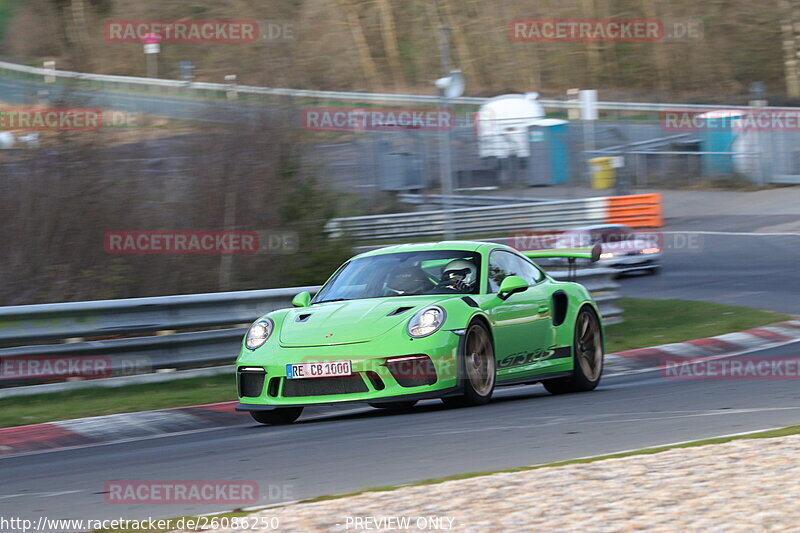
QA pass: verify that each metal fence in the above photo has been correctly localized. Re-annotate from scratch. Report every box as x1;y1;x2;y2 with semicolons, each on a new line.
2;60;799;186
0;60;778;113
0;60;752;111
0;270;621;387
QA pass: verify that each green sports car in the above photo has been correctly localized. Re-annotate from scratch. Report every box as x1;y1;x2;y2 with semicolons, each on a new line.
235;241;605;425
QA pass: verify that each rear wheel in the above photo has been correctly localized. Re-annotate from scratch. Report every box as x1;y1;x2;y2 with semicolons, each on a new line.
249;407;303;425
543;307;603;394
442;322;496;407
368;401;418;410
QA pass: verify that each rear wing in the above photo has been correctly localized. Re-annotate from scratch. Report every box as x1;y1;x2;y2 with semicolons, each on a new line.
522;244;602;263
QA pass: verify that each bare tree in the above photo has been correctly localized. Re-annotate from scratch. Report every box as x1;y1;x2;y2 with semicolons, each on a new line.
779;0;800;97
337;0;382;90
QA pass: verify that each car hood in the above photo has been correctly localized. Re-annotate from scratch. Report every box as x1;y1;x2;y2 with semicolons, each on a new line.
278;295;450;347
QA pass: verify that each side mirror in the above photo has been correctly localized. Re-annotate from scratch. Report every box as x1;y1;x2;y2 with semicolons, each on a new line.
498;276;528;300
591;243;602;263
292;291;311;307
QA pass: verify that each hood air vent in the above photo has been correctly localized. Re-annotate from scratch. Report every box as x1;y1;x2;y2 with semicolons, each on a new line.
387;306;415;316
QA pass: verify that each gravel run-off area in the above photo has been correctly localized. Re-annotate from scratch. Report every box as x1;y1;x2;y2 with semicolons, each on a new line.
190;433;800;532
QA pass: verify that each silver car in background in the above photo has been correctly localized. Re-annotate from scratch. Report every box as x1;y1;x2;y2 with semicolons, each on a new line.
555;224;661;275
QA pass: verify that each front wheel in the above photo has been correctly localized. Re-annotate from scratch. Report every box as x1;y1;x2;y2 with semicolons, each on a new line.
442;322;496;407
249;407;303;425
543;307;603;394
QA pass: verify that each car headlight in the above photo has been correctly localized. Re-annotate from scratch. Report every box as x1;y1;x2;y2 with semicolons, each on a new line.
599;252;615;260
407;306;446;338
641;247;661;255
245;318;274;350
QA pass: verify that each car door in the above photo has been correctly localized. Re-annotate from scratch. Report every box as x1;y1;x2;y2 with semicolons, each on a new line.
483;250;554;381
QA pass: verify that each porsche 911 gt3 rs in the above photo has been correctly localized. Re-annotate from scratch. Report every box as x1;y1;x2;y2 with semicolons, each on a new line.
235;241;604;425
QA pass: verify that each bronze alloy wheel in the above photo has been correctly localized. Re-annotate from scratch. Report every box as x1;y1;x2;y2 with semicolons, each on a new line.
543;307;604;395
576;310;603;382
442;322;496;407
464;323;496;397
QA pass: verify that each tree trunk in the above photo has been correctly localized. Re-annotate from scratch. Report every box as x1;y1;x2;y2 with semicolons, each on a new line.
580;0;602;86
643;0;670;91
779;0;800;97
438;0;480;87
376;0;403;89
337;0;381;90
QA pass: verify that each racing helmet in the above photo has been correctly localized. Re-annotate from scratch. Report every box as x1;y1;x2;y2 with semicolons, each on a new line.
441;259;477;289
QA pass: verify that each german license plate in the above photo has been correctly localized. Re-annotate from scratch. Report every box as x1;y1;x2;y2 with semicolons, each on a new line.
286;360;352;379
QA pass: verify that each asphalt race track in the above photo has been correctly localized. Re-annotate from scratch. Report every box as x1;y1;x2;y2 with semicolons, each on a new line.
3;341;800;523
622;218;800;314
2;218;800;524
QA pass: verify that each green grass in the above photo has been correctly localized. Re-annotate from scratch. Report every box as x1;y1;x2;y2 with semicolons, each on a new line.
0;374;235;428
0;298;790;429
93;422;800;532
605;297;790;352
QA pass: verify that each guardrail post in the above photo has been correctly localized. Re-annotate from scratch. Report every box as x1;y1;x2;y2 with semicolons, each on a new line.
43;60;55;83
225;74;238;100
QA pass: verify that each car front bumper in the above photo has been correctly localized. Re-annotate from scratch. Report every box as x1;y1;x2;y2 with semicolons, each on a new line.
234;330;462;408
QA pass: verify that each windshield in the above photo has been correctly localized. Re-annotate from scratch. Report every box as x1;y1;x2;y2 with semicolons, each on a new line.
314;250;482;302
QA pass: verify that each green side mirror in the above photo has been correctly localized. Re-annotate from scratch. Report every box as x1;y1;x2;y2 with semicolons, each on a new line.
292;291;311;307
498;276;528;300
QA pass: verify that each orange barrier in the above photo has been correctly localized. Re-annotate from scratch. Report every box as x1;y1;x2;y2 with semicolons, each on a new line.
605;193;663;228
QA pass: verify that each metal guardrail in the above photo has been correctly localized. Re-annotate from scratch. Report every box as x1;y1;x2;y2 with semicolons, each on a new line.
397;194;551;207
327;198;608;242
331;194;664;242
0;286;319;345
0;60;790;113
0;270;620;386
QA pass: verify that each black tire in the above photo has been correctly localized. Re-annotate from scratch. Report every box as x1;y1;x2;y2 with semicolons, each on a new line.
543;307;604;395
441;322;496;407
249;407;303;425
368;401;418;410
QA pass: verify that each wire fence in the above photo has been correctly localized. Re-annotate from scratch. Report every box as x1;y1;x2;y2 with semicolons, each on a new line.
2;59;800;197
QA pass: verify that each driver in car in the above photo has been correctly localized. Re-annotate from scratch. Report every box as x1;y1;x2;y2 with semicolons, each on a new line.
438;259;477;293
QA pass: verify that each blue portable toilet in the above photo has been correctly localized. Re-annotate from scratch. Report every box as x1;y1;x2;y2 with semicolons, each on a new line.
698;110;742;175
527;118;570;185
